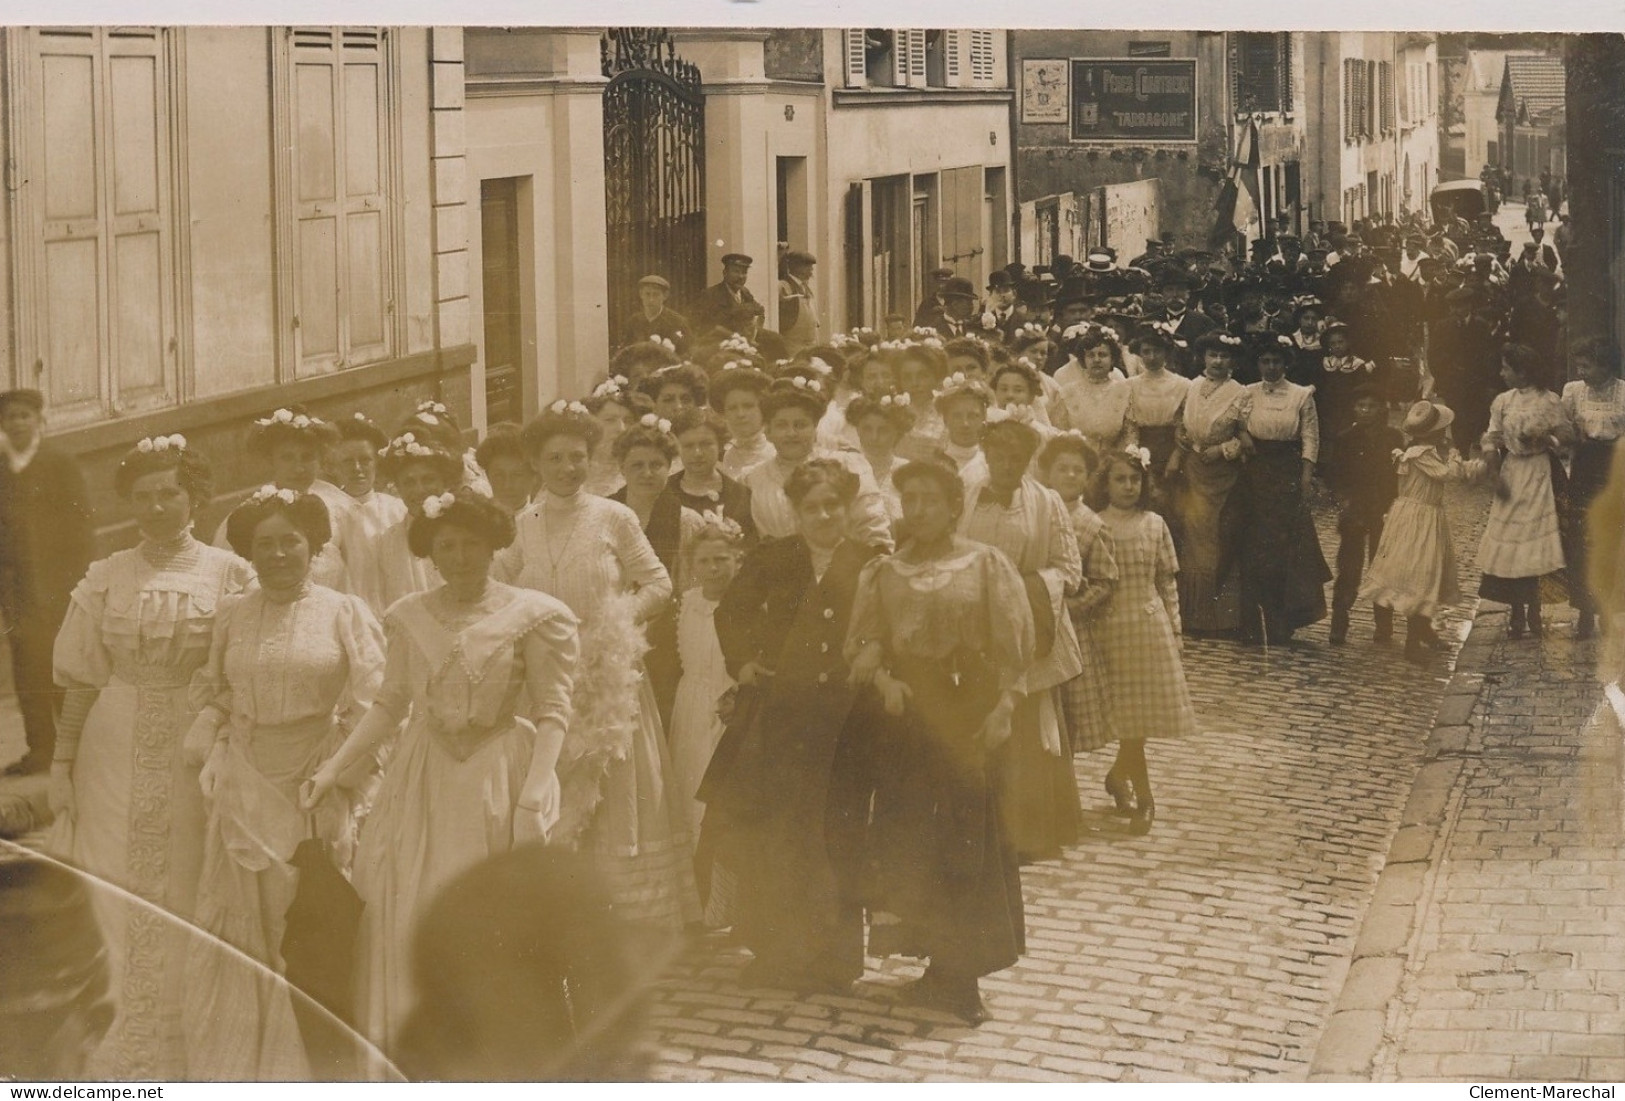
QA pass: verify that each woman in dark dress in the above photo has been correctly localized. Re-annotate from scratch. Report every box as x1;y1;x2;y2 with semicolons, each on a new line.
702;459;880;993
846;460;1035;1023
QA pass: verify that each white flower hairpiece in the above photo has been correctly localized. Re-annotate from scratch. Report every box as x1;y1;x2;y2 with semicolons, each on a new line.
591;377;626;400
829;333;856;348
383;431;440;460
984;406;1013;424
417;412;440;426
788;376;823;393
1062;321;1118;345
912;326;939;339
1016;322;1048;340
247;484;299;506
649;336;677;353
718;360;752;373
416;400;449;416
806;357;834;377
692;511;746;546
420;491;457;519
1217;333;1243;346
352;412;370;423
639;413;674;434
135;434;187;454
919;336;944;350
879;393;911;408
253;407;323;431
548;400;591;416
1127;445;1152;469
720;334;757;356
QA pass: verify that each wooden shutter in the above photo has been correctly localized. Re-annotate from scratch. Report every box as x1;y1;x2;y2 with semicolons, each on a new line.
28;27;174;421
340;29;389;365
891;30;908;87
944;29;961;86
906;30;927;88
1343;60;1354;142
844;30;866;88
1278;33;1293;113
845;182;866;327
971;31;996;87
289;27;391;376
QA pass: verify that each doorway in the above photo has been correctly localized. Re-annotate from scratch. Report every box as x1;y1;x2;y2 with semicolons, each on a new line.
481;177;524;426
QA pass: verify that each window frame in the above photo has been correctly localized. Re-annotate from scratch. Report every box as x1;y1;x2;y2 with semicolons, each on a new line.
270;25;407;383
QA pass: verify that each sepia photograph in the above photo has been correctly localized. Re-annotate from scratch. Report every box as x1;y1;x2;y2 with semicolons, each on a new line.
0;9;1622;1087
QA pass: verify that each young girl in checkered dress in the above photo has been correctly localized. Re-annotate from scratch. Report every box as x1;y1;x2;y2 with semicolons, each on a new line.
1091;447;1199;834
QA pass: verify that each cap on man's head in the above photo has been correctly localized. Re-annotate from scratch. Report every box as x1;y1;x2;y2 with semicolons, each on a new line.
638;274;671;291
721;253;754;268
0;388;44;414
930;266;956;281
784;250;817;267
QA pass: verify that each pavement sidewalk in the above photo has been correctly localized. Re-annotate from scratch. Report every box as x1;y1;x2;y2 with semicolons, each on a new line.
1311;605;1625;1081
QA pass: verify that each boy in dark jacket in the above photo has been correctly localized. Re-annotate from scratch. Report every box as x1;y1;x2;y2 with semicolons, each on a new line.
1327;384;1403;644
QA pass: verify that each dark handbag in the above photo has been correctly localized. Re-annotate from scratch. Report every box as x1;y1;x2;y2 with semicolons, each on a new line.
282;818;364;1041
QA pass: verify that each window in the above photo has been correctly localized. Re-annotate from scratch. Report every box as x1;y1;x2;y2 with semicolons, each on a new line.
19;27;177;424
1231;32;1292;115
285;27;395;377
1379;61;1393;134
1344;58;1375;143
845;29;989;89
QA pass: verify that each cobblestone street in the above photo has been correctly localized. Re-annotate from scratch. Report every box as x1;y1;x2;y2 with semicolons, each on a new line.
645;482;1500;1082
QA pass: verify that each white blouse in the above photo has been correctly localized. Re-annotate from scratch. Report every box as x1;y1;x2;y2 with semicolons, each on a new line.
1244;380;1321;463
1127;371;1191;429
1561;379;1625;442
1058;376;1137;448
1181;377;1251;446
741;452;895;548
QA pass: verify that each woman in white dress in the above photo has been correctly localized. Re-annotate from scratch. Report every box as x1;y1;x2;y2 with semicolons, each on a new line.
347;433;462;617
741;380;894;550
710;365;776;481
330;414;407;546
213;407;353;592
1055;324;1136;452
184;488;386;1081
47;437;253;1079
304;488;580;1062
959;417;1086;862
931;373;995;487
845;393;914;528
1559;335;1625;640
493;402;700;928
893;342;951;463
1477;343;1575;639
1124;326;1192;503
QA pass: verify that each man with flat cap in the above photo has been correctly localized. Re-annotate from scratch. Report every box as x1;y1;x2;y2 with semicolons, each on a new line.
691;253;759;338
622;274;693;354
777;249;823;354
0;388;93;774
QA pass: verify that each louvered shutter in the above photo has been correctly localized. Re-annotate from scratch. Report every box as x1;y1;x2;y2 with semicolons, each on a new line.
1278;32;1293;113
891;29;908;87
971;31;996;87
906;30;927;88
844;29;866;88
944;29;961;86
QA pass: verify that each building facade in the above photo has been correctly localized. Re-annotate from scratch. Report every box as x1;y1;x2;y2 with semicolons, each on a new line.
1497;52;1567;195
1011;31;1307;263
1;25;474;537
1302;32;1440;227
1562;34;1625;354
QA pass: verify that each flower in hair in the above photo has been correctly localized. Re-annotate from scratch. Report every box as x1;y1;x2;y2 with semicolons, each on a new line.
985;406;1012;424
421;491;457;519
650;336;677;353
1128;445;1152;469
417;412;439;426
788;376;823;393
417;400;449;416
548;399;590;416
720;334;757;356
639;413;673;434
248;484;299;506
1217;333;1242;346
880;393;911;408
919;336;944;350
591;376;629;400
136;434;187;454
806;357;833;377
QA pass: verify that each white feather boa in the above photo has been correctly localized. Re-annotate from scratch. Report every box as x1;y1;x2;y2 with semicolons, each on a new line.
551;588;650;847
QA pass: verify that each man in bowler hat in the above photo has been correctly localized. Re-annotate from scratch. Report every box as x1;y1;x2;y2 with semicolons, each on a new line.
0;389;94;774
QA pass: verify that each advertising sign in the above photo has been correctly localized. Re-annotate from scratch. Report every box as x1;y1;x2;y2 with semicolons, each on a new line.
1069;58;1198;143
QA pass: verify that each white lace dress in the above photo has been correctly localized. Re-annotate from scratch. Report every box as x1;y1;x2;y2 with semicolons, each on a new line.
47;536;253;1079
493;489;700;927
184;585;385;1081
668;588;733;839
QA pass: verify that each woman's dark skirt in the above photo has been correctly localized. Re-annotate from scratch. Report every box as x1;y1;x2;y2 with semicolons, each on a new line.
1236;439;1332;640
697;678;873;987
865;653;1024;981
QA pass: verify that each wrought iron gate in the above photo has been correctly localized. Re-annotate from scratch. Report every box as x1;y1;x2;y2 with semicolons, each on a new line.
602;30;706;349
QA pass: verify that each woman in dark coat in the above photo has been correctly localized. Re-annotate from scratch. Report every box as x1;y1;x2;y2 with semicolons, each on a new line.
846;460;1036;1023
701;458;880;993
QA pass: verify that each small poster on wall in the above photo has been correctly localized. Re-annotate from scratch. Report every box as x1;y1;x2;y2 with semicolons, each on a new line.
1021;59;1069;124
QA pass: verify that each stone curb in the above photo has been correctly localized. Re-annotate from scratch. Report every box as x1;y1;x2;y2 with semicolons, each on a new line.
1306;605;1502;1081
